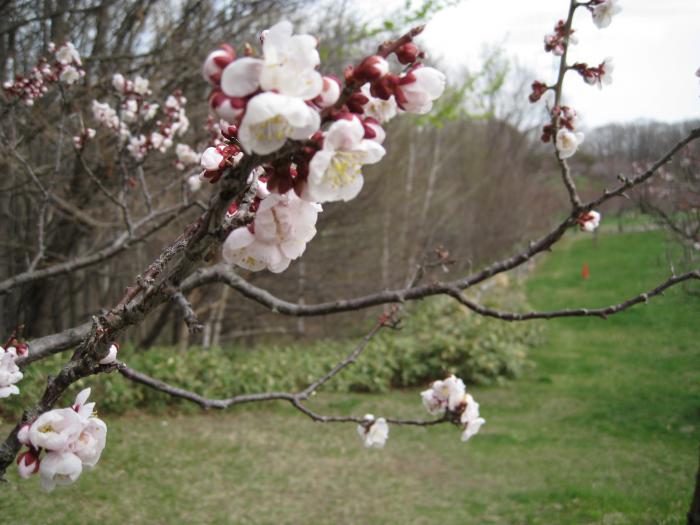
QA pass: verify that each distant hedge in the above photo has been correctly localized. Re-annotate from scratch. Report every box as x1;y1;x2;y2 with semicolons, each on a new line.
2;295;542;417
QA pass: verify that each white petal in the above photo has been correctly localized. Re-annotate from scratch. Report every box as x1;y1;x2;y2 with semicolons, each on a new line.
223;227;255;255
280;239;307;259
461;418;485;442
324;118;364;151
221;58;263;97
414;67;446;99
74;388;91;408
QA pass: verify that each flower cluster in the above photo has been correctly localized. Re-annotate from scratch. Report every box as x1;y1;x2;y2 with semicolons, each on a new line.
357;414;389;448
91;75;192;163
421;375;485;442
0;343;26;399
16;388;107;492
2;42;84;105
200;21;444;273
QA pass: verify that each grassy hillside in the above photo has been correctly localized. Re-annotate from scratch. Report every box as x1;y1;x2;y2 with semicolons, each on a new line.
1;230;698;524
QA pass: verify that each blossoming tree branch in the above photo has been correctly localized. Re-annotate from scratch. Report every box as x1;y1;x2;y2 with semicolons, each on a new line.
1;0;699;507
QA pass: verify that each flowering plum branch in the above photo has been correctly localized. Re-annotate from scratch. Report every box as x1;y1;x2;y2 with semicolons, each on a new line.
1;5;699;507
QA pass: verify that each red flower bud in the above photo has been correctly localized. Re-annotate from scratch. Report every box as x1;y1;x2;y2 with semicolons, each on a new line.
353;55;389;82
395;43;421;65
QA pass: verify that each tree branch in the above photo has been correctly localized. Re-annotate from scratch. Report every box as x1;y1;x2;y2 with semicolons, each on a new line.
117;316;445;428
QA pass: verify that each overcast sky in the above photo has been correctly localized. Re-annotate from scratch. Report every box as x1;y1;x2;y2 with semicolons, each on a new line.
364;0;700;128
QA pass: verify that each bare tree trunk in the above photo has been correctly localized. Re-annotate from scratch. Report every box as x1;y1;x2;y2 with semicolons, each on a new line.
211;286;229;348
381;205;391;290
296;260;305;335
177;322;189;352
398;127;418;271
407;131;442;276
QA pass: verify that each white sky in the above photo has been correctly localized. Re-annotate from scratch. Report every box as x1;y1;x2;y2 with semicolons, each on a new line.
359;0;700;128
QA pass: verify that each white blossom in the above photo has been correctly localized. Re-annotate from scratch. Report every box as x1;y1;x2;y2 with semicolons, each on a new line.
238;92;320;155
127;134;147;160
360;83;398;123
28;408;85;451
396;66;446;114
460;393;486;442
555;129;584;159
0;350;22;398
421;387;447;416
187;174;203;192
305;117;385;203
122;98;139;122
92;100;120;130
220;57;264;97
598;57;614;88
176;144;200;168
39;451;83;492
421;375;468;415
356;414;389;448
142;103;159;121
59;65;80;85
112;73;126;92
56;42;81;66
73;388;95;419
70;417;107;468
442;375;467;411
220;21;322;100
223;185;321;273
580;210;601;232
133;76;150;96
592;0;622;29
150;132;165;151
258;20;322;99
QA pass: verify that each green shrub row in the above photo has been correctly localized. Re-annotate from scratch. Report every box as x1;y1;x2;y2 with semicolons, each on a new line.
1;296;542;417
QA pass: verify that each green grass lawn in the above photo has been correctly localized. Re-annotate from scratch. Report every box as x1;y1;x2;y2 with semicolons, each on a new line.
1;229;698;524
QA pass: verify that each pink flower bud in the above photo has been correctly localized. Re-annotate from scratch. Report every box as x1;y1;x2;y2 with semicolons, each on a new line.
202;45;236;85
363;117;385;144
209;90;246;123
353;56;389;82
99;343;119;365
201;147;225;171
529;81;548;103
395;43;421;65
17;424;31;446
314;76;341;108
112;73;126;93
17;450;40;479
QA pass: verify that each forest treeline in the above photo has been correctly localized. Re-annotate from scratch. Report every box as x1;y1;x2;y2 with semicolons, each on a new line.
1;0;696;346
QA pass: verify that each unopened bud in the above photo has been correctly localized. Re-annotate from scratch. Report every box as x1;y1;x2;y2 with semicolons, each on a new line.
395;43;421;65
